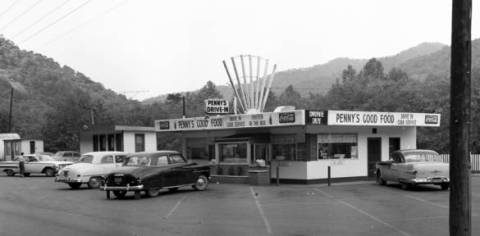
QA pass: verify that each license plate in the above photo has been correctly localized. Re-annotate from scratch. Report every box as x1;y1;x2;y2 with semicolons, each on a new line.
431;178;442;183
114;177;122;184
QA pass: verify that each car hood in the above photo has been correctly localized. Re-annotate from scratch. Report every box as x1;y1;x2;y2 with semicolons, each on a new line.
411;162;449;178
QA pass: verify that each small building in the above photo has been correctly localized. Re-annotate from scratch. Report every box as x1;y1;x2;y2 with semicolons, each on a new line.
155;110;441;183
79;125;157;154
0;133;44;161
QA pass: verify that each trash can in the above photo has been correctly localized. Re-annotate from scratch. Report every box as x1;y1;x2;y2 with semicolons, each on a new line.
248;168;270;185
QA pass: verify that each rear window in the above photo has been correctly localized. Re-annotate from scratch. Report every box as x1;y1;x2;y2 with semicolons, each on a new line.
79;155;94;163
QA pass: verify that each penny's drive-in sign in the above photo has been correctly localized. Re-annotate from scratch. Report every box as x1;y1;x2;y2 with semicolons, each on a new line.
205;99;229;114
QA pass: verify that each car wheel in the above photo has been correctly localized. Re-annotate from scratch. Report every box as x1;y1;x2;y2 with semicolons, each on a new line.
146;188;161;197
68;183;82;189
440;183;450;190
113;190;127;199
376;171;386;185
193;175;208;191
23;173;30;177
44;168;55;177
87;177;102;189
168;187;179;192
5;170;15;176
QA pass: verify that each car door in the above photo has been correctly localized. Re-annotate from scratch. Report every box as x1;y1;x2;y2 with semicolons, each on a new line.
169;154;194;186
99;155;115;175
381;154;398;181
390;154;405;181
156;155;175;187
25;156;42;173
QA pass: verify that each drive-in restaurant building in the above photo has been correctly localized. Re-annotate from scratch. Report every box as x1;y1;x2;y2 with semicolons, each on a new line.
155;109;441;183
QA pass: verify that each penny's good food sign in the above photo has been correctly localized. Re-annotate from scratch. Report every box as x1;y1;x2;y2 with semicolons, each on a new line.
327;110;441;127
155;110;305;131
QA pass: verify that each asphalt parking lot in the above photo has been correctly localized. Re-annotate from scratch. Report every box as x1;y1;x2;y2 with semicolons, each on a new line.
0;175;479;236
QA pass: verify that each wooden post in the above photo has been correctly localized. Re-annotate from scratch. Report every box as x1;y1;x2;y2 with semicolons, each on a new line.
327;166;331;186
449;0;472;235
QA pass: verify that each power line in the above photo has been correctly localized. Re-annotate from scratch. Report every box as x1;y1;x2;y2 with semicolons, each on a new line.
0;0;21;20
11;0;71;40
19;0;92;44
43;0;128;47
0;0;44;32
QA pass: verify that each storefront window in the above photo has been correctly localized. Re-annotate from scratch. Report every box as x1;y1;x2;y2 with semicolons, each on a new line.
317;134;358;159
272;143;296;161
219;143;247;163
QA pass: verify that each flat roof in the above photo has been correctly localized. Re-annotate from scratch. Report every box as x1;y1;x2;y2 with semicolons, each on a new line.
155;110;441;132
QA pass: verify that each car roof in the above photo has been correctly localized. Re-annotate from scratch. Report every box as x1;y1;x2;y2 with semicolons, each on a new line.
394;149;439;155
83;151;128;156
126;150;180;157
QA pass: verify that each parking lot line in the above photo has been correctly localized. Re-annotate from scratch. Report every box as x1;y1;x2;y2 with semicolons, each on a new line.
164;196;187;219
403;194;448;209
250;186;272;234
314;188;412;236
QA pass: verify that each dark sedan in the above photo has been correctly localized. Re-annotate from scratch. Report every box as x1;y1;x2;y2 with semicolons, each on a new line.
101;151;210;199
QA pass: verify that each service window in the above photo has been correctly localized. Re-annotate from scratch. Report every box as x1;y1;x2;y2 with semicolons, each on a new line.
100;155;114;164
219;143;247;163
317;134;358;159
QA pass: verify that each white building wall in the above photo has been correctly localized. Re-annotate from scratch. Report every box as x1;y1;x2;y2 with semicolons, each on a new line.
20;140;44;154
80;133;93;154
306;126;417;179
123;132;135;153
270;161;308;179
145;133;157;152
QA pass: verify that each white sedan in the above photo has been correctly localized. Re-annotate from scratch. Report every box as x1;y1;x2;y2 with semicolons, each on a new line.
55;151;129;189
375;149;449;190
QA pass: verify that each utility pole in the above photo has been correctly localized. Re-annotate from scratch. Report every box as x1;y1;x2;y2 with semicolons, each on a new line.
449;0;472;235
8;87;14;132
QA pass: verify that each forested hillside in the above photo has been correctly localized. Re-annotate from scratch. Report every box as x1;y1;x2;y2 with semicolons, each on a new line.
2;35;480;153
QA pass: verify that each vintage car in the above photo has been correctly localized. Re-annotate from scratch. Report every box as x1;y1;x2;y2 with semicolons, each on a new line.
53;151;81;162
375;149;450;190
101;151;210;199
0;154;73;177
55;151;128;189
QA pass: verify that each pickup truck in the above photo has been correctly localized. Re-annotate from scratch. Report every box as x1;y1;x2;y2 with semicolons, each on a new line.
0;154;73;177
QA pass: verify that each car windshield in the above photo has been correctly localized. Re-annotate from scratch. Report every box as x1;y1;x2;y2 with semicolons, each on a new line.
38;155;55;161
404;152;441;162
78;155;94;163
125;155;151;166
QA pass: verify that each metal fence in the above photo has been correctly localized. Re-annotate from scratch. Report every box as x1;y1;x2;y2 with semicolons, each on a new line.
435;154;480;172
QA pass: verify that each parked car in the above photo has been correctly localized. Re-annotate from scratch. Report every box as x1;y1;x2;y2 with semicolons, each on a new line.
53;151;81;162
101;151;210;200
0;154;73;177
375;149;450;190
55;151;128;189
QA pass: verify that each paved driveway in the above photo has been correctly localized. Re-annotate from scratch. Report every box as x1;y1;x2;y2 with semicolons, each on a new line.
0;175;479;236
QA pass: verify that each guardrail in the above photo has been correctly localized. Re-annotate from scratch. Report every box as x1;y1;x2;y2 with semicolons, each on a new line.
433;154;480;172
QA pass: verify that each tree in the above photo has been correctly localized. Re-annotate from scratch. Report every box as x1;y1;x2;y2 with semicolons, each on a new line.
341;65;356;83
360;58;384;80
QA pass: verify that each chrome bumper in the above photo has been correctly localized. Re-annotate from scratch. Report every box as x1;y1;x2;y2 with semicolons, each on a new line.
405;177;449;184
101;185;144;191
55;177;82;183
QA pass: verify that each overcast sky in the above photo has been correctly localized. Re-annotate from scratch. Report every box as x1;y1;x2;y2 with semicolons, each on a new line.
1;0;479;100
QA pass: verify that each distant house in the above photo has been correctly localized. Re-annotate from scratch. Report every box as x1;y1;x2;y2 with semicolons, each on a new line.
79;125;157;154
0;133;44;161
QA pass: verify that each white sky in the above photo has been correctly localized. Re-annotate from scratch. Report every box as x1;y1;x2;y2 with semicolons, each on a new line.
1;0;479;100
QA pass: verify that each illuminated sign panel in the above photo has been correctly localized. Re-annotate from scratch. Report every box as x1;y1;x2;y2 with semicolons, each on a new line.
155;110;305;131
327;110;441;127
